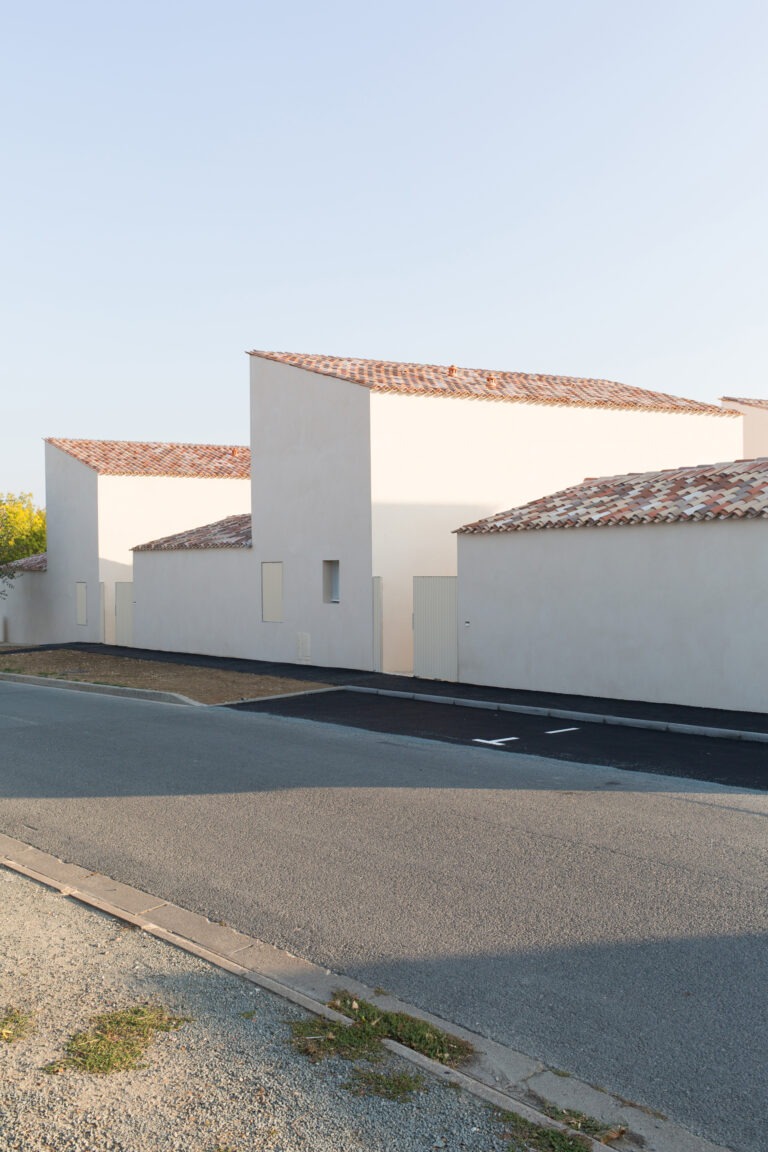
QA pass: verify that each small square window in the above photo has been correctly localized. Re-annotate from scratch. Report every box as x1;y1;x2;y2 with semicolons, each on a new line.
323;560;340;604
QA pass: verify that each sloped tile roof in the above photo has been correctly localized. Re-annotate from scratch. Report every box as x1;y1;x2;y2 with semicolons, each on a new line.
457;458;768;534
249;351;733;417
721;396;768;411
46;439;250;478
134;513;252;552
4;552;48;572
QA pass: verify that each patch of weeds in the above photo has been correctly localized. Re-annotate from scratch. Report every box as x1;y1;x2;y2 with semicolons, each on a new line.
43;1003;188;1074
495;1110;593;1152
1;1007;34;1043
345;1067;426;1101
289;1016;384;1063
529;1097;625;1140
613;1093;667;1120
240;1010;257;1020
328;990;474;1068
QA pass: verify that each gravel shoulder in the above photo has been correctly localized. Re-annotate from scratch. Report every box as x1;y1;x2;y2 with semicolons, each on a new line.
0;646;330;705
1;867;512;1152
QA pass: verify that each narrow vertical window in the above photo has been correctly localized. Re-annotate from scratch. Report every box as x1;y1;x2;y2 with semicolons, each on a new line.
261;562;283;622
323;560;340;604
75;582;87;626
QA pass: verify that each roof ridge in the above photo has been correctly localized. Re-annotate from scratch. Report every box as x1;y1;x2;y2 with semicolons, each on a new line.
249;351;733;417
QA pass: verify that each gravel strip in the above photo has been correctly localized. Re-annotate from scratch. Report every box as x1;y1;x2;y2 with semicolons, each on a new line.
1;868;510;1152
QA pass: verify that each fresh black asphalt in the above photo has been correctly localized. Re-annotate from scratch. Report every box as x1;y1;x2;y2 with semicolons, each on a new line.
227;689;768;791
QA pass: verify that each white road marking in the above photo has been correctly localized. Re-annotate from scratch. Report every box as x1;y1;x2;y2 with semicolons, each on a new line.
546;727;579;735
472;736;519;746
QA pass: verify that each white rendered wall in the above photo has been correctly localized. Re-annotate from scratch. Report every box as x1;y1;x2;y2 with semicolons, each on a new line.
721;400;768;458
132;548;258;657
98;475;250;643
247;359;374;669
370;393;743;674
45;445;102;642
457;520;768;713
1;573;54;645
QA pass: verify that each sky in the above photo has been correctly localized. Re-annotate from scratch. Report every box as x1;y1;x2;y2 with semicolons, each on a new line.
2;0;766;504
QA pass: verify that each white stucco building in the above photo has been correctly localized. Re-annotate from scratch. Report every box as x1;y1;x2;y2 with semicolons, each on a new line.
132;352;743;674
1;439;250;646
457;458;768;713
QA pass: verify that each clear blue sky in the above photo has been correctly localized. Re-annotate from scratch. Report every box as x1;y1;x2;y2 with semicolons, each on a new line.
3;0;766;503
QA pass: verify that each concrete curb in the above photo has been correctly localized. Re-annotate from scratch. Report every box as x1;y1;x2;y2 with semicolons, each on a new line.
0;833;729;1152
0;671;201;706
346;686;768;744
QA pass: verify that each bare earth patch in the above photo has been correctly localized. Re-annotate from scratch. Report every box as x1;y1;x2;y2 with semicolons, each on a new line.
0;647;331;705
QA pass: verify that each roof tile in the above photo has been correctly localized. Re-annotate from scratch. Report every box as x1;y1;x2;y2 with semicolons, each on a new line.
458;458;768;534
134;513;252;552
249;351;733;417
721;396;768;411
46;439;250;478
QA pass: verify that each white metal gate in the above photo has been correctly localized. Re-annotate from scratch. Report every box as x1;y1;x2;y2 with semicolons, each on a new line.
115;582;134;647
413;576;457;681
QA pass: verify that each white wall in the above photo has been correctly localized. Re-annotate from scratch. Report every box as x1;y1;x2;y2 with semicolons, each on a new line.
1;573;54;645
98;475;250;643
132;548;258;658
45;445;102;642
370;393;743;674
721;400;768;458
458;519;768;713
247;358;374;669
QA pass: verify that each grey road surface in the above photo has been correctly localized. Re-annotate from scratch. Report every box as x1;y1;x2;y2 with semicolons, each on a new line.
1;681;766;1152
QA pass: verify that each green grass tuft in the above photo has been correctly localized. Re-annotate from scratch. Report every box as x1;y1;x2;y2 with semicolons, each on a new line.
528;1095;627;1142
44;1003;188;1075
289;1015;384;1063
0;1007;34;1043
344;1067;426;1101
496;1110;593;1151
328;990;474;1068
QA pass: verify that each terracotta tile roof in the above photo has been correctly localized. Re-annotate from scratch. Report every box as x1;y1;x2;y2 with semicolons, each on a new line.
134;513;252;552
46;439;250;478
249;351;733;417
457;458;768;534
721;396;768;411
4;552;47;572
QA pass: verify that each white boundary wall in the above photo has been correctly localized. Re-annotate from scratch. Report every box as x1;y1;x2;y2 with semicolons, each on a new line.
1;573;54;645
457;519;768;713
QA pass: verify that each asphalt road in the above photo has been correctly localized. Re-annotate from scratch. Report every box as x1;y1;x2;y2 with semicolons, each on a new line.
1;681;766;1152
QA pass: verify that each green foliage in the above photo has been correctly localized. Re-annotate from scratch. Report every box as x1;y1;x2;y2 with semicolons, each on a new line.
0;492;46;596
